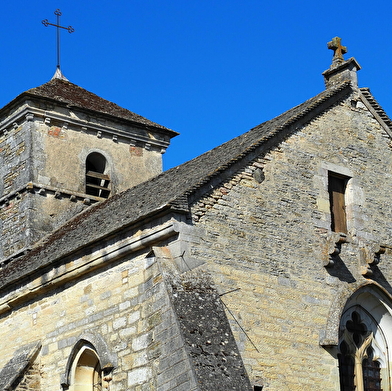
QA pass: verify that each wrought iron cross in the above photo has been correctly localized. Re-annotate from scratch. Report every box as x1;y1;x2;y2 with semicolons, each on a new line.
42;9;74;72
327;37;347;65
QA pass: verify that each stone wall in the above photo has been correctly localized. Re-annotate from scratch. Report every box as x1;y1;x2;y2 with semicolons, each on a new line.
14;363;41;391
189;94;392;389
0;241;198;391
0;122;30;197
31;115;163;196
0;120;32;259
0;194;30;259
0;188;89;261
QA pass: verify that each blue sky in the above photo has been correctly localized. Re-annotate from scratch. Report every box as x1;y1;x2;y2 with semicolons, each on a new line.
1;1;392;169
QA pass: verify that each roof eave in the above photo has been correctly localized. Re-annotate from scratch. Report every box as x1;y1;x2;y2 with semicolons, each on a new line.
0;91;179;139
0;200;189;292
184;81;355;199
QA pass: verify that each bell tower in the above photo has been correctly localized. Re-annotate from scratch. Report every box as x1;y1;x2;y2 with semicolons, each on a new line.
0;75;178;262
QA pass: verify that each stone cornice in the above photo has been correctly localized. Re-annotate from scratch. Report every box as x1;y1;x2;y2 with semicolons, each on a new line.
0;105;170;153
0;181;102;208
0;220;179;315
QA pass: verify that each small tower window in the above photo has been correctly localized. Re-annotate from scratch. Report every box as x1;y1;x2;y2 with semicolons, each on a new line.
328;172;349;233
85;152;110;199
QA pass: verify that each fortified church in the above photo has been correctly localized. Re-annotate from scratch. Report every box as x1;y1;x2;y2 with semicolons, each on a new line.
1;37;392;391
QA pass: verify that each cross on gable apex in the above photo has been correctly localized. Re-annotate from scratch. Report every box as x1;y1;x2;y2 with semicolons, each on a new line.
328;37;347;66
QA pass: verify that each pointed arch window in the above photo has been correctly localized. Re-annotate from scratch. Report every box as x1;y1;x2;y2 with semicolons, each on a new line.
69;345;102;391
85;152;110;199
338;308;387;391
363;347;383;390
62;339;114;391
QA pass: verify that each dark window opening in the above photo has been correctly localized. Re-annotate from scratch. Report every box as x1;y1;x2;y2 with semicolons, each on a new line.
363;347;383;391
346;311;368;348
338;311;383;391
338;341;356;391
328;172;349;233
86;152;110;199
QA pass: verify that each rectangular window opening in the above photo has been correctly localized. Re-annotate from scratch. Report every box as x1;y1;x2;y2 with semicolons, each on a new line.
328;172;349;233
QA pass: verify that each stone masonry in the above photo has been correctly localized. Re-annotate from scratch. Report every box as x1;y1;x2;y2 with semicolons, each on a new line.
2;43;392;390
0;77;177;260
187;92;392;389
0;235;196;390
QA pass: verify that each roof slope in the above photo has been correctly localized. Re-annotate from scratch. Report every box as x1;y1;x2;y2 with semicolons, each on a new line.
0;342;41;390
0;81;355;288
4;78;175;133
360;87;392;131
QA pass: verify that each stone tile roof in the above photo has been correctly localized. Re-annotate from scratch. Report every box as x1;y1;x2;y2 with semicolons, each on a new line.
4;78;176;134
360;87;392;131
0;81;355;289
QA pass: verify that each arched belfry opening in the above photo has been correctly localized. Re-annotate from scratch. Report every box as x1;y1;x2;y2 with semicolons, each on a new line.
85;152;111;199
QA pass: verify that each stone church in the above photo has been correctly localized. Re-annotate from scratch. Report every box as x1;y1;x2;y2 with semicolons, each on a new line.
1;37;392;390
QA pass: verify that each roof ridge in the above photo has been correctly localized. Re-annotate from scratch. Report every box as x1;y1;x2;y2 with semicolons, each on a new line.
178;80;353;197
125;81;353;202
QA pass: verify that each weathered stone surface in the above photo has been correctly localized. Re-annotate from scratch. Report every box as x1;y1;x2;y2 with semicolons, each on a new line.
0;342;41;391
187;91;392;389
0;79;177;261
2;54;392;390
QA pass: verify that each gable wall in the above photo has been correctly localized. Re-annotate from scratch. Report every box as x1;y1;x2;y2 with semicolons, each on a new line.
189;94;392;390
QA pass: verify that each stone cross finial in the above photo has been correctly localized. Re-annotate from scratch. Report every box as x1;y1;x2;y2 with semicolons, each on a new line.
328;37;347;66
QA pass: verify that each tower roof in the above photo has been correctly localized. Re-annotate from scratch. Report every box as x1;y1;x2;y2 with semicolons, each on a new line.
1;77;177;136
26;78;173;132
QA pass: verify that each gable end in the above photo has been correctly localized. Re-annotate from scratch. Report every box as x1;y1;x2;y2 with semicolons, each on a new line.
360;88;392;138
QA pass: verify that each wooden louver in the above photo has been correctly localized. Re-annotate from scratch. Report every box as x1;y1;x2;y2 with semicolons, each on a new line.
86;170;110;199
